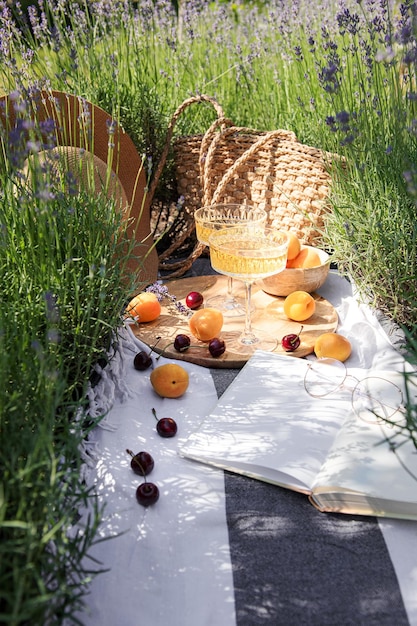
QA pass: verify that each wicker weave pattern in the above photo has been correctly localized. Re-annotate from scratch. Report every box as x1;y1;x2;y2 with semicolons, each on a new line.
153;96;333;278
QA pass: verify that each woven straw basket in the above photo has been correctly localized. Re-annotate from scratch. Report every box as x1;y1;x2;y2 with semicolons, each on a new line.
149;96;333;278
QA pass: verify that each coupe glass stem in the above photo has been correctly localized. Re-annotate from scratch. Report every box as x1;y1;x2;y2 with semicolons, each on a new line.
241;281;257;345
226;277;234;302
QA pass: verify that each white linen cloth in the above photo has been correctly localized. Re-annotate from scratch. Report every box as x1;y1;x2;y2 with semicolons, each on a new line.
75;327;235;626
75;270;417;626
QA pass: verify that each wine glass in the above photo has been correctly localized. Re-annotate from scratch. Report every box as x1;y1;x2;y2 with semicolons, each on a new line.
208;225;288;354
194;204;267;317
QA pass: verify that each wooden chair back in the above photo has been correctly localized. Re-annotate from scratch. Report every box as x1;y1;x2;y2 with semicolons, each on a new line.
0;90;159;286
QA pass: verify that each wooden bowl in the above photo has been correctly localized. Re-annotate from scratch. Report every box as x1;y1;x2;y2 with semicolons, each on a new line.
261;246;330;297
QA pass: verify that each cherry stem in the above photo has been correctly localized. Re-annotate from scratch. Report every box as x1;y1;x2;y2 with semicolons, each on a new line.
298;325;304;336
155;342;174;361
148;336;162;356
156;339;200;360
157;341;213;361
126;448;147;478
152;407;158;422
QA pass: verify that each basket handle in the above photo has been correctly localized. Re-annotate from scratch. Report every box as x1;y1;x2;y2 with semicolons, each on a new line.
160;123;299;278
202;127;298;205
147;95;226;207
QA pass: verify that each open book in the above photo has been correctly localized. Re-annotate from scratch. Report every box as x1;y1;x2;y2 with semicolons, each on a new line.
179;351;417;520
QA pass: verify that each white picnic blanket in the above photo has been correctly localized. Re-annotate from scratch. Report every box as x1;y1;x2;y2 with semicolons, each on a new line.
74;271;417;626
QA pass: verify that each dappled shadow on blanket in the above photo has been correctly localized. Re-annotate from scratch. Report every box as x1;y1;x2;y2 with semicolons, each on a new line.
225;472;409;626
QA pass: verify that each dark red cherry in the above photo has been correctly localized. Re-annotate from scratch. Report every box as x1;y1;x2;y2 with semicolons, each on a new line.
281;326;303;352
133;337;162;370
208;337;226;358
136;482;160;506
126;449;154;476
157;417;178;438
152;408;177;438
134;351;152;371
174;334;191;352
185;291;204;310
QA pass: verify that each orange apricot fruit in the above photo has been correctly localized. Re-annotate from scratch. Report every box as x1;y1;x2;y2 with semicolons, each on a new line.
283;290;316;322
189;307;223;342
150;363;189;398
287;247;321;269
314;333;352;362
125;292;161;323
285;231;302;261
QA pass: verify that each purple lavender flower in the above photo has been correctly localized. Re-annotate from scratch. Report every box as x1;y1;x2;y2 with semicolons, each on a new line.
145;282;192;318
337;8;360;36
31;339;44;361
318;59;340;93
47;328;61;344
326;109;358;145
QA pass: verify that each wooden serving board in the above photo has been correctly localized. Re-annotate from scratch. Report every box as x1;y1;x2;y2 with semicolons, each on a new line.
129;275;338;369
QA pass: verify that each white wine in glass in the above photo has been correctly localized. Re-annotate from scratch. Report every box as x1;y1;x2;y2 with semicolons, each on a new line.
194;204;267;317
209;226;288;354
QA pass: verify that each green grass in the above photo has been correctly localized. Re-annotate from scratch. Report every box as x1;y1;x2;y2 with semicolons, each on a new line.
0;88;148;623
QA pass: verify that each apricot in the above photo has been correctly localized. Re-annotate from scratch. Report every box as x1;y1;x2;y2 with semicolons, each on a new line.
125;292;161;323
189;307;223;342
314;333;352;362
285;231;301;261
150;363;189;398
287;247;321;269
283;291;316;322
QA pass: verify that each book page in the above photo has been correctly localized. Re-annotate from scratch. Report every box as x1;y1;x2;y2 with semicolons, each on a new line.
311;371;417;514
179;351;352;493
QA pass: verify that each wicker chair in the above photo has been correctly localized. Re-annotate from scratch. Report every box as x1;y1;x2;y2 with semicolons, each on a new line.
0;89;159;286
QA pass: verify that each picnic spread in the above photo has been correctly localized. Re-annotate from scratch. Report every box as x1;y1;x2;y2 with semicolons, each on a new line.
75;267;417;626
70;96;417;626
15;91;414;626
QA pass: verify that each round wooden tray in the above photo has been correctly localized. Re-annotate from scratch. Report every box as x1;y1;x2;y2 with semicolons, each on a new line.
129;275;338;368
